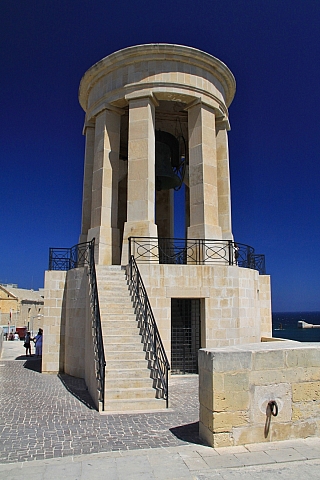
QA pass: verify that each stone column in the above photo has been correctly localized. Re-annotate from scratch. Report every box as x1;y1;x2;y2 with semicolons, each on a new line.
79;122;95;244
216;120;233;240
187;100;222;240
121;94;158;264
87;107;121;265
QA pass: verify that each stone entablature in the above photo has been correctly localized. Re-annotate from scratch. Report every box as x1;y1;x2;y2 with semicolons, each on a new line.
79;44;236;124
199;342;320;447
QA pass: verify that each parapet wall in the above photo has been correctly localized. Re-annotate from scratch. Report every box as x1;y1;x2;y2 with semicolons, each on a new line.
199;341;320;447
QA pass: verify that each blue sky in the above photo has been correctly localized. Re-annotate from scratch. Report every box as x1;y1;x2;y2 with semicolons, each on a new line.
1;0;320;312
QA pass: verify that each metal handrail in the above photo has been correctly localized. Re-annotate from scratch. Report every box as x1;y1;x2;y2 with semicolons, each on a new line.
48;239;106;411
88;240;106;411
127;255;170;407
128;237;266;275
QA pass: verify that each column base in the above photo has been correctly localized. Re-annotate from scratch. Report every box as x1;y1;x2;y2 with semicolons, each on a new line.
121;221;158;265
87;226;120;265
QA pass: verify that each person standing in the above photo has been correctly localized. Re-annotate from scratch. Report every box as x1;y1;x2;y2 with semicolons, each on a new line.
34;328;43;357
24;331;32;356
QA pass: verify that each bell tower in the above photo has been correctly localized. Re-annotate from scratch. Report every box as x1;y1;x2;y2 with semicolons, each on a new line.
78;44;236;265
43;44;272;382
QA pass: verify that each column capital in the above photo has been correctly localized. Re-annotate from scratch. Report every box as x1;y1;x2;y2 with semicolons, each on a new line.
215;116;231;131
185;97;230;130
82;119;95;135
125;90;159;107
184;97;217;113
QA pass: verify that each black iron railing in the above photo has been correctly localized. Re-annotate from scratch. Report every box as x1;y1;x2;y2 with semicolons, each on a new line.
129;237;266;275
127;256;170;407
49;242;91;270
48;240;106;411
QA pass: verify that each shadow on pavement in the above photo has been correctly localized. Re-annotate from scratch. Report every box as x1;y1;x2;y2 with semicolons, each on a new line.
170;421;205;445
13;355;43;373
58;373;97;410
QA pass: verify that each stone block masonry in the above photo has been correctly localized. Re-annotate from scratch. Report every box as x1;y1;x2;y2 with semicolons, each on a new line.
199;341;320;447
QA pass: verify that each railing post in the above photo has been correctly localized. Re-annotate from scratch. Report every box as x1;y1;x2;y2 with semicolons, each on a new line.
228;240;233;266
166;367;169;408
128;236;132;265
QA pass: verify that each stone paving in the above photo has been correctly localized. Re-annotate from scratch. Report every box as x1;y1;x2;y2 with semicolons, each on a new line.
0;341;201;464
2;341;320;479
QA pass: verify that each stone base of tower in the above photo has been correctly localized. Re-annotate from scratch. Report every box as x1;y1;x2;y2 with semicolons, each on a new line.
42;262;272;412
137;264;272;359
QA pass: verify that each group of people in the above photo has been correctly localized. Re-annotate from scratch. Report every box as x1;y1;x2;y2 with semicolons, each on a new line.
6;331;20;341
24;329;43;357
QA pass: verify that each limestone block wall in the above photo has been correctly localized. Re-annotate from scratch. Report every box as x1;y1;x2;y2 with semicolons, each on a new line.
138;264;272;363
43;270;67;373
63;268;88;378
199;342;320;447
43;268;100;409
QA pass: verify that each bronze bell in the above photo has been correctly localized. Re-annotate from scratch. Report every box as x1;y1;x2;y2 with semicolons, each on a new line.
155;130;181;191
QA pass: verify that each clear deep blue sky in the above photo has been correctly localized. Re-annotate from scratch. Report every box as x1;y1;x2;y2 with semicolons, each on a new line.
1;1;320;312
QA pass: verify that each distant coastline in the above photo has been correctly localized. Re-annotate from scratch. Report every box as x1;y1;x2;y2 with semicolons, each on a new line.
272;311;320;342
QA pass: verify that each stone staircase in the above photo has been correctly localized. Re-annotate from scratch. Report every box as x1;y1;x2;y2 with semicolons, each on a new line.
96;265;167;412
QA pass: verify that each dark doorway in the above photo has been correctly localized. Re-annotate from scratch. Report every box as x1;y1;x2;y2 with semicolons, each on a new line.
171;299;201;374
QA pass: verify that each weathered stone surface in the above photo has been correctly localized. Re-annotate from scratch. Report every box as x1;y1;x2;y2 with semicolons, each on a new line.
199;343;320;447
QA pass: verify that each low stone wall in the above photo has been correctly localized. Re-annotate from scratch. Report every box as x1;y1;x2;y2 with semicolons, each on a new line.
199;341;320;447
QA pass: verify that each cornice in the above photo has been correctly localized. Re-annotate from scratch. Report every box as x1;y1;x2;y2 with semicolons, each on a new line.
79;44;236;111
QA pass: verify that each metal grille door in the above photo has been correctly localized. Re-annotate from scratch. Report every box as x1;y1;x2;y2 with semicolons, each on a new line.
171;299;201;374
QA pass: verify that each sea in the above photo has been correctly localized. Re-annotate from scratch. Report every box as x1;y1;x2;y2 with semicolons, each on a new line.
272;311;320;342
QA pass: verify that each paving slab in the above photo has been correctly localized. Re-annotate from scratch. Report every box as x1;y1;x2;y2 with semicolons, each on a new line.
234;450;275;466
264;447;306;463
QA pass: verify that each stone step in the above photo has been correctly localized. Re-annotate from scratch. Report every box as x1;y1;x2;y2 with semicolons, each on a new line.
106;343;143;353
98;272;127;284
103;398;166;412
103;335;142;344
106;368;152;379
100;305;134;314
105;344;144;360
105;387;158;400
97;282;129;289
100;312;137;322
107;359;147;369
102;325;139;335
101;316;137;324
98;294;131;302
101;317;138;324
105;350;146;361
105;377;154;389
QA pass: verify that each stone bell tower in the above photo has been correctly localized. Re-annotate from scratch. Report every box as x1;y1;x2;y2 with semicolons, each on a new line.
43;44;271;392
78;44;235;265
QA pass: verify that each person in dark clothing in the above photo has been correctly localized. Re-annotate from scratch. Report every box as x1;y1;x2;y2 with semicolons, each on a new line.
24;331;32;356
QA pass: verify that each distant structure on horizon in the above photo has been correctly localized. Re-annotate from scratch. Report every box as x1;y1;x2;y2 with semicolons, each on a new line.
43;44;272;412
